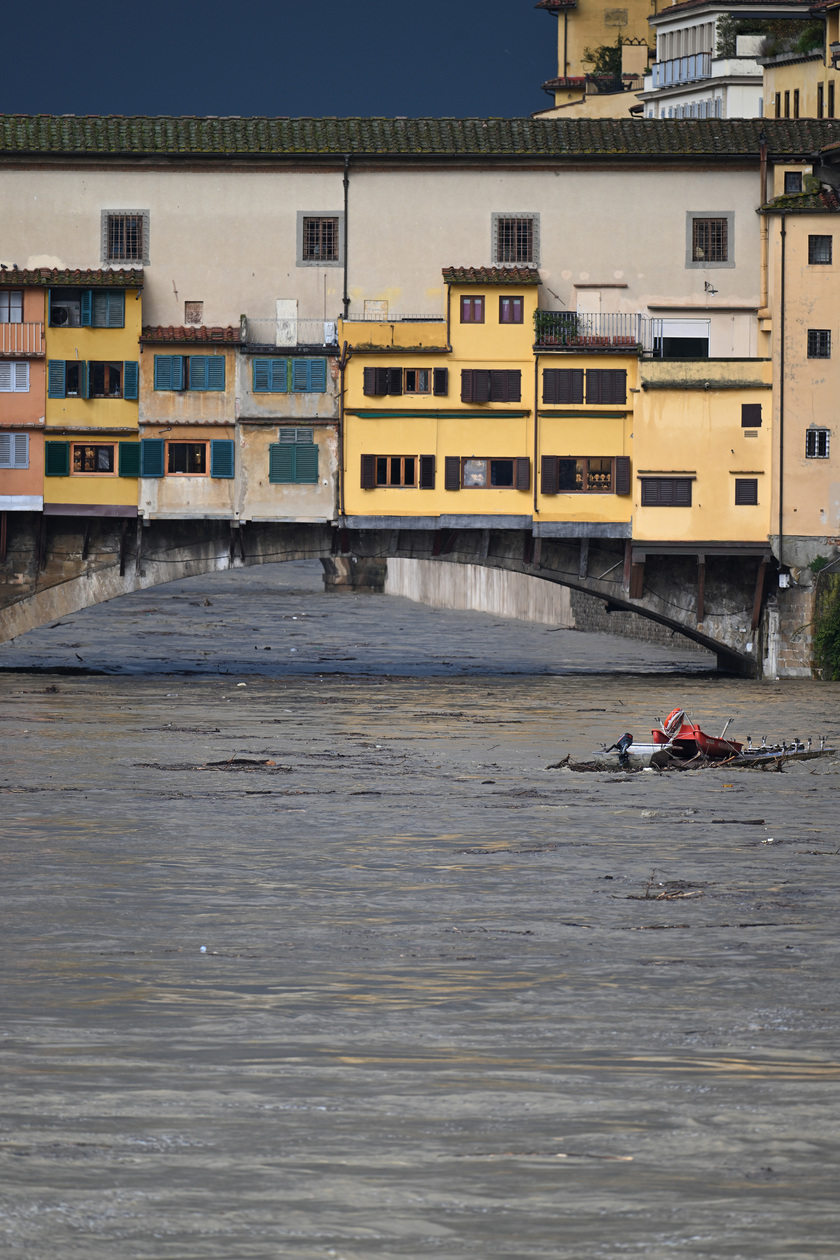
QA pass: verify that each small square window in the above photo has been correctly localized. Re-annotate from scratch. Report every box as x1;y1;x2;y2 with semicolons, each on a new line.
461;296;485;324
404;368;430;393
807;329;831;358
72;443;115;474
806;429;830;458
499;296;523;324
103;211;148;264
493;215;538;265
167;442;208;475
692;217;728;262
809;235;832;265
741;403;762;428
784;171;803;194
184;301;203;325
0;291;23;323
734;478;758;505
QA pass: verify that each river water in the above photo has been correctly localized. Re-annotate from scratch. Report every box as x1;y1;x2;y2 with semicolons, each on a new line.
2;565;839;1258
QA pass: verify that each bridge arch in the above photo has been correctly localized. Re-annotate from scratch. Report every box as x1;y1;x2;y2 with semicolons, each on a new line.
0;514;768;674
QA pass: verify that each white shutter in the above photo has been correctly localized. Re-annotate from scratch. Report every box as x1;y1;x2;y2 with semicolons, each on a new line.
0;362;11;392
12;433;29;467
0;433;10;466
13;361;29;391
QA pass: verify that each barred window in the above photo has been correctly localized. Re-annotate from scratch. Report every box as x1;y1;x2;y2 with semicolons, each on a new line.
806;429;830;459
692;217;728;263
496;217;534;264
107;214;144;263
302;217;338;262
807;329;831;359
809;235;832;265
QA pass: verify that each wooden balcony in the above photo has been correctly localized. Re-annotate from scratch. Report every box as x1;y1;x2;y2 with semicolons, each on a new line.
0;322;44;356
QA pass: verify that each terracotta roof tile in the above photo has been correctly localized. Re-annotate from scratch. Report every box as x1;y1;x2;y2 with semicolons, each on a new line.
1;114;839;162
140;324;242;343
0;267;142;288
443;266;541;285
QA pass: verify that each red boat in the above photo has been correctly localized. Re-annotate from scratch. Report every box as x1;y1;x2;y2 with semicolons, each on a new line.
651;709;743;760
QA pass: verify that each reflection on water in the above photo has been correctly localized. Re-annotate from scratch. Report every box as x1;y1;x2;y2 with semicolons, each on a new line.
1;573;839;1257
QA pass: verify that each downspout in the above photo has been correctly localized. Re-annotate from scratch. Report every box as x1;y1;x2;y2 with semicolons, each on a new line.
759;133;769;311
563;11;568;76
778;214;786;567
533;352;540;517
342;155;350;320
338;340;351;519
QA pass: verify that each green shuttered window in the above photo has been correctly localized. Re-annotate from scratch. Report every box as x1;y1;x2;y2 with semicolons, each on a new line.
269;429;319;483
154;356;185;391
210;439;235;478
189;356;226;391
118;442;141;477
253;358;328;393
45;441;70;476
140;438;165;477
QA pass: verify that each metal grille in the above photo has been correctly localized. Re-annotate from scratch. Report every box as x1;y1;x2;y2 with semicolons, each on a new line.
302;217;339;262
692;217;727;262
806;429;830;458
496;217;534;264
807;329;831;359
107;214;144;262
734;478;758;505
809;235;832;265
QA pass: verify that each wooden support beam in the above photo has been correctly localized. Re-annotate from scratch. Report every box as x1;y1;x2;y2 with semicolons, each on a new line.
237;523;246;562
0;511;6;564
622;539;632;592
118;520;129;577
442;529;458;556
751;555;769;631
697;554;706;624
523;531;534;566
532;536;542;570
81;517;93;561
37;513;47;571
578;537;589;580
629;561;645;600
478;528;490;561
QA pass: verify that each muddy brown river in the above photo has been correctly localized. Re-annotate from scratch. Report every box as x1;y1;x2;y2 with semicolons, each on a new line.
1;565;839;1258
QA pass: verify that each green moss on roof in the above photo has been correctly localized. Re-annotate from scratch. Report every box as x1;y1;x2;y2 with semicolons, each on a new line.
0;266;142;287
2;115;840;160
761;188;840;211
443;266;541;285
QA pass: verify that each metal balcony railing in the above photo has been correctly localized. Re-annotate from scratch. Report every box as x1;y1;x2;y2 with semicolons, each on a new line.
245;317;339;347
534;311;645;350
0;322;44;356
651;52;712;87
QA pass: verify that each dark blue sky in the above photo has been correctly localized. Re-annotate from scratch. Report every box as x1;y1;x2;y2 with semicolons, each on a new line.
4;0;552;118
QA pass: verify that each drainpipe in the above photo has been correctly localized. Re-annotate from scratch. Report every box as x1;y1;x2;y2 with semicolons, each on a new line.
759;133;769;311
778;213;786;567
563;11;569;76
338;340;351;519
533;353;540;517
342;155;350;320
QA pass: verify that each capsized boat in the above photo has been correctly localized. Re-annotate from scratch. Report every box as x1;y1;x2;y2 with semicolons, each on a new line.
652;708;743;760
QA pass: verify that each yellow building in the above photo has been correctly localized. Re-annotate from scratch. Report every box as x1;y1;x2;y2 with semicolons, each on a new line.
44;269;142;518
763;2;840;119
533;0;652;118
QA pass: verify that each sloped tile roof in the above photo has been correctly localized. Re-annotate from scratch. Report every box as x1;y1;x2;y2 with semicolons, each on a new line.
140;325;242;343
535;0;577;9
0;267;142;287
654;0;811;14
1;114;840;161
442;266;541;285
761;187;840;212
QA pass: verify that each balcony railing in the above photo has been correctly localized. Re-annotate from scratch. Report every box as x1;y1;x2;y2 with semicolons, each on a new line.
651;52;712;87
0;322;44;356
534;311;646;350
245;317;339;347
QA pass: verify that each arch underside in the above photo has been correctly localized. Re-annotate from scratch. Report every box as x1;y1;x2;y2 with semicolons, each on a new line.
0;515;764;674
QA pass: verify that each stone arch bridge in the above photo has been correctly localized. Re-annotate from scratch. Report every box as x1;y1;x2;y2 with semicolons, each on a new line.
0;514;775;675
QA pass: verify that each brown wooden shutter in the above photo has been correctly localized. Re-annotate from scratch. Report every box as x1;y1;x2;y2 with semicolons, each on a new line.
507;370;521;402
515;457;531;491
674;479;692;506
363;367;377;396
489;370;507;402
543;370;558;405
374;367;391;395
586;369;625;405
361;454;376;488
473;371;491;403
541;455;558;495
433;367;448;396
735;478;758;505
741;403;762;427
614;456;631;495
460;370;474;403
545;369;584;404
419;455;436;489
387;367;403;395
444;456;461;490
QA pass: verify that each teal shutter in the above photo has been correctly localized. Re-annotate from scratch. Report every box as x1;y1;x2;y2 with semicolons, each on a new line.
154;356;172;390
291;359;310;392
210;439;234;478
206;357;225;390
253;359;271;392
118;442;141;476
140;438;165;477
45;440;70;476
78;361;88;400
123;361;139;400
268;444;294;483
171;355;184;391
107;291;125;328
309;358;327;392
81;289;93;326
274;359;289;391
188;356;208;390
47;360;66;398
294;442;319;483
